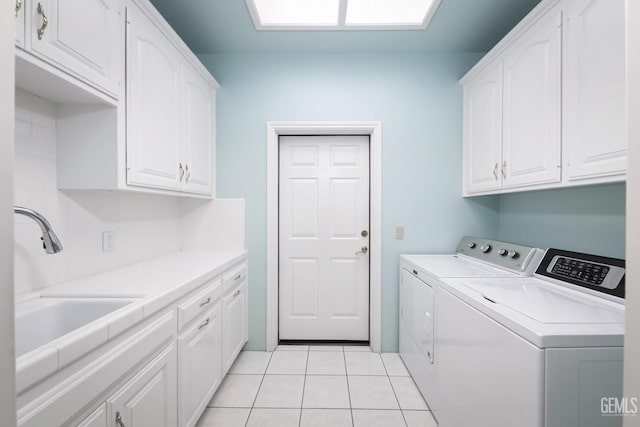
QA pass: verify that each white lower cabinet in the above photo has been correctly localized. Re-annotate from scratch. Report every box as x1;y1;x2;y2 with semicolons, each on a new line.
18;258;248;427
107;343;178;427
179;304;223;427
77;404;107;427
223;279;248;375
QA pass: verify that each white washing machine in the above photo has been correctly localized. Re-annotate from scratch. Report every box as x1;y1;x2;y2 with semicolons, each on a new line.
435;248;626;427
399;236;544;417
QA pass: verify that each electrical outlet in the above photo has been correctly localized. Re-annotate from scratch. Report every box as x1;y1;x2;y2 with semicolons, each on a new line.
396;226;405;240
102;231;115;252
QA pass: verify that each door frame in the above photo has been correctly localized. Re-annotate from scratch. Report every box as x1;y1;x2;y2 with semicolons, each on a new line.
266;121;383;353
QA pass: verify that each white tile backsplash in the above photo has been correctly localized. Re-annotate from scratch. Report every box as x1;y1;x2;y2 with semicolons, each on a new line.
14;90;245;296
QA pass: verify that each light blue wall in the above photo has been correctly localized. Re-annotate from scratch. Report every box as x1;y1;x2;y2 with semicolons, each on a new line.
200;53;500;351
498;183;626;258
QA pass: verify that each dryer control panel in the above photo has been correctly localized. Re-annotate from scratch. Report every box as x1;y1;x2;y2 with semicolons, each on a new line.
536;249;625;300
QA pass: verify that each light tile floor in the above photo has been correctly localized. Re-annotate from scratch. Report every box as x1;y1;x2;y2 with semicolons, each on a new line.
197;345;437;427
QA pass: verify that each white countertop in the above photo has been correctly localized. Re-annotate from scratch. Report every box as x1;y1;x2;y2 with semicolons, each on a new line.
41;251;247;298
16;250;247;394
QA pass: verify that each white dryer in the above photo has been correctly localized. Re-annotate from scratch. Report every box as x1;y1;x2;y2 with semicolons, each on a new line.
399;236;544;416
436;249;626;427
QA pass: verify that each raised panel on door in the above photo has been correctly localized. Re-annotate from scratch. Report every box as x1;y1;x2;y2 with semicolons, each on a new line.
77;404;107;427
27;0;121;97
463;64;503;194
126;3;182;191
564;0;627;181
502;9;562;188
182;68;214;195
107;343;177;427
15;0;26;47
179;305;222;427
222;284;246;375
279;136;370;341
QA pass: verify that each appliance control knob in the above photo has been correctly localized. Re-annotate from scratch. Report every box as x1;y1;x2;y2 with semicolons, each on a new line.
497;248;507;256
468;242;477;249
480;244;492;253
508;250;519;259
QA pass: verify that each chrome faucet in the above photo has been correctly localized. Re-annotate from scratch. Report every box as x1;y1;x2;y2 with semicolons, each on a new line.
14;206;63;254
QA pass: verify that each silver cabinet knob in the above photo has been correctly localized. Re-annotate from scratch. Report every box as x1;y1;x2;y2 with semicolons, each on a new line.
115;412;125;427
36;3;48;40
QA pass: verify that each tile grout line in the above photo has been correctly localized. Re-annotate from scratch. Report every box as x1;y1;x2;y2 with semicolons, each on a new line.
244;351;274;427
298;350;310;426
380;352;409;427
342;348;356;427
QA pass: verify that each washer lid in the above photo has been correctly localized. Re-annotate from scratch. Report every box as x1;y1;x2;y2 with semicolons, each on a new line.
463;280;624;324
441;277;625;348
401;255;518;280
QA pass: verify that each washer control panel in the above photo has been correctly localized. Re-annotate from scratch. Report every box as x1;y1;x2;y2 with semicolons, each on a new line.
536;249;625;299
456;236;542;274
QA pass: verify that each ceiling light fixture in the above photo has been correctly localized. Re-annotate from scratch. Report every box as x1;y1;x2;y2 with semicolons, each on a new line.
246;0;442;30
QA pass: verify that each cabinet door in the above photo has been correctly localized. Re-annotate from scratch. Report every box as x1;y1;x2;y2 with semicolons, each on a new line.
77;404;107;427
107;343;177;427
222;283;247;375
15;0;25;47
126;3;182;191
462;63;503;194
563;0;627;181
182;67;215;196
179;304;222;427
502;9;562;188
27;0;121;97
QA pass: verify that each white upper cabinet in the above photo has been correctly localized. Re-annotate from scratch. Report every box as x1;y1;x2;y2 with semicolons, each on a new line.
563;0;627;181
502;10;562;188
15;0;25;47
182;66;215;195
125;0;217;196
25;0;122;98
55;0;218;197
461;0;627;196
126;2;183;191
463;63;503;194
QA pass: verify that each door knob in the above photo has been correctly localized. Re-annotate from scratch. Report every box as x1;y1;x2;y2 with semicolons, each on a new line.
356;246;368;255
361;230;369;237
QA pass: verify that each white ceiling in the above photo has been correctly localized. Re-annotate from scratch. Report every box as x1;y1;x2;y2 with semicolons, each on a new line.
149;0;542;54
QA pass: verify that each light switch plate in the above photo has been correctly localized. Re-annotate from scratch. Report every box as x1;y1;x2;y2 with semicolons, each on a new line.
396;226;404;240
102;231;115;252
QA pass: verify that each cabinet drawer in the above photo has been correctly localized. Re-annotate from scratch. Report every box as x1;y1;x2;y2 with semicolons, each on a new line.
178;279;221;331
223;263;247;294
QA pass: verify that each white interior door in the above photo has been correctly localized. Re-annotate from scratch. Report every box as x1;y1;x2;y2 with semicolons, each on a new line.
279;135;370;341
